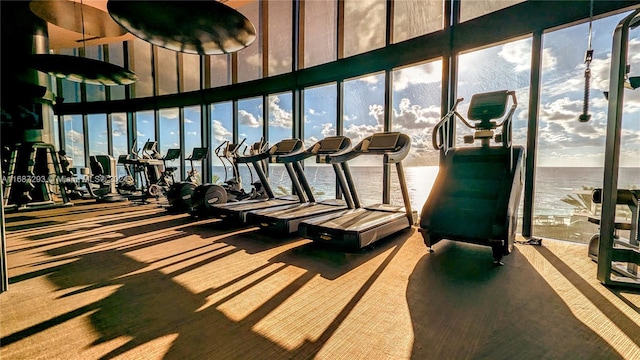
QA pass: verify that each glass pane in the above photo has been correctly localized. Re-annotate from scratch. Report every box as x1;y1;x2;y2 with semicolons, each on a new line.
267;0;292;76
157;47;178;96
535;12;637;243
85;45;106;102
304;0;336;68
59;48;81;103
184;106;202;182
210;102;233;184
159;108;181;177
108;42;126;100
267;92;293;145
210;54;231;88
268;92;293;197
63;114;85;169
304;83;338;200
343;0;386;58
135;110;155;151
460;0;526;23
87;114;108;156
52;115;61;151
237;1;262;82
391;59;442;211
132;38;153;98
393;0;444;43
183;53;201;92
343;72;385;205
111;112;129;179
457;38;531;148
238;97;264;192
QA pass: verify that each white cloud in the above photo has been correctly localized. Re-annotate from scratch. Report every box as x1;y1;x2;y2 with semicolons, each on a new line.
321;123;336;138
392;98;441;130
212;119;232;143
268;96;293;128
498;41;531;72
238;109;262;128
393;62;442;91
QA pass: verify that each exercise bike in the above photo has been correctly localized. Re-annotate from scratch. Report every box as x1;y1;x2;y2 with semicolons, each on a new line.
189;138;268;218
165;147;208;213
116;139;165;202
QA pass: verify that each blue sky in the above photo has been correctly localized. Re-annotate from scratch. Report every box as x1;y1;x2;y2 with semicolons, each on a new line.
70;7;639;171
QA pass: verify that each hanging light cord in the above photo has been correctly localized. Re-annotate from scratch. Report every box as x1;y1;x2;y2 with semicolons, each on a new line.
579;0;594;122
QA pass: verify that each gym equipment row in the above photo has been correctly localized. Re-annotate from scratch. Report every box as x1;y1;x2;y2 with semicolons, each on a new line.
2;142;73;211
187;132;414;251
188;138;268;217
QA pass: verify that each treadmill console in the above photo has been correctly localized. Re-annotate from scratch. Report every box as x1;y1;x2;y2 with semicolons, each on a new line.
316;136;348;163
190;147;209;161
269;139;300;163
164;149;181;161
318;137;345;153
366;132;400;151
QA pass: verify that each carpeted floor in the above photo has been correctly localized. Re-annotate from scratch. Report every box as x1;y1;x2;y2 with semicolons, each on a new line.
1;200;639;359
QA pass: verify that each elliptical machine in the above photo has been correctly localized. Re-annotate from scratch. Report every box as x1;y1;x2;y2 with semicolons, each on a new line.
189;138;268;218
165;147;208;213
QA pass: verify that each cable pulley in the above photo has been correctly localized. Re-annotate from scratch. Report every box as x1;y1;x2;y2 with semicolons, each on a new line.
579;0;595;123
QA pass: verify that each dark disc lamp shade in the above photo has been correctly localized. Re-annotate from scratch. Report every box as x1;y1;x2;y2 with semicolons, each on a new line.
29;54;138;86
107;0;257;55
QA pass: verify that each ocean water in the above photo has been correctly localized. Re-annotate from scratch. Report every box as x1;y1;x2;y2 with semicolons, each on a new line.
233;165;639;218
119;162;637;242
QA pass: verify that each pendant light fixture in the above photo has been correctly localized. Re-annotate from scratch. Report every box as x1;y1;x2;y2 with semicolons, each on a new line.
28;0;137;86
107;0;256;55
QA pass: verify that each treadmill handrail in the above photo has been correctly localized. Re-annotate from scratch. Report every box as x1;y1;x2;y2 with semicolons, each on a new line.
277;136;352;163
236;139;304;164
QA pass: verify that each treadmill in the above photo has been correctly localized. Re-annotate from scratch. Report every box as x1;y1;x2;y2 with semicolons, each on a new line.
207;138;310;224
298;132;414;250
246;136;352;234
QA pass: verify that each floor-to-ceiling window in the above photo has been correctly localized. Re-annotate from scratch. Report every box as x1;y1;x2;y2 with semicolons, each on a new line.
132;38;153;98
184;106;202;182
111;112;129;178
459;0;526;22
135;110;155;151
268;92;293;196
391;59;443;211
182;54;201;93
303;83;338;200
267;0;292;76
456;37;532;233
303;0;337;68
535;11;640;243
108;43;127;101
157;47;178;96
237;1;262;83
85;45;106;102
210;102;233;185
63;114;85;170
343;0;386;58
87;114;108;156
238;97;264;193
342;72;385;205
392;0;444;44
159;108;181;176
